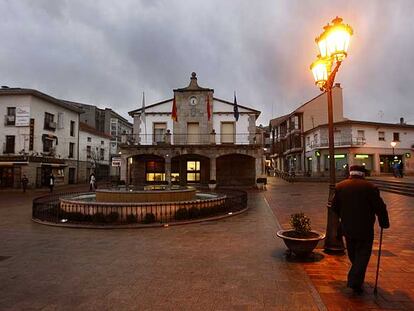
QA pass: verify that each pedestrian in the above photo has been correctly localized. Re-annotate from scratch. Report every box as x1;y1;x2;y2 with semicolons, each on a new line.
398;161;404;178
89;173;96;191
331;165;389;294
392;161;399;177
21;175;29;193
49;173;55;193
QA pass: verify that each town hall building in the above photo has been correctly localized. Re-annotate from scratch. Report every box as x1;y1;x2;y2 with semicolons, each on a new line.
119;72;264;186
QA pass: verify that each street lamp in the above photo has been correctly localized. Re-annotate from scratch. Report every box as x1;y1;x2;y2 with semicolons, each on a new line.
310;17;353;252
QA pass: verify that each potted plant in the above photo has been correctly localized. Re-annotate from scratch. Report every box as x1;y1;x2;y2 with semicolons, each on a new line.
256;177;267;190
276;213;325;257
208;179;217;190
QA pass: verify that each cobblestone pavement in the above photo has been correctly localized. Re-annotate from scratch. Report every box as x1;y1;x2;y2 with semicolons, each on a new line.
265;177;414;310
0;187;326;311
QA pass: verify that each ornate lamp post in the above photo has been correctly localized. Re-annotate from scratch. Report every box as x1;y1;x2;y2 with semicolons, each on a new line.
310;17;353;252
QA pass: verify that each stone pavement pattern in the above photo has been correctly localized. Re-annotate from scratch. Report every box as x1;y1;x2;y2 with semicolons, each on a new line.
265;177;414;310
0;187;325;311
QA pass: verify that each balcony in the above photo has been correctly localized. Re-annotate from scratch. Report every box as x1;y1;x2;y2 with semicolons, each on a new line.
120;133;263;146
308;137;366;149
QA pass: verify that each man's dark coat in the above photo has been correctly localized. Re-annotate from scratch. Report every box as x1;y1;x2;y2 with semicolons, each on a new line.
332;176;390;239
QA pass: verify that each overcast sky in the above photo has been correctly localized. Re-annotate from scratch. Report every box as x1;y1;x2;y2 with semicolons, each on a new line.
2;0;414;125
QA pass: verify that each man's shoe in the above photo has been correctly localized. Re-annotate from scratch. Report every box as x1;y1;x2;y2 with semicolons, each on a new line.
351;286;364;295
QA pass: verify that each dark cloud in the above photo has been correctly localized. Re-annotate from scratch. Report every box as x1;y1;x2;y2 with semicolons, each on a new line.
1;0;414;125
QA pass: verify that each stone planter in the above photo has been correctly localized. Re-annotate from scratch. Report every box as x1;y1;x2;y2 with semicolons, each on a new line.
276;230;325;257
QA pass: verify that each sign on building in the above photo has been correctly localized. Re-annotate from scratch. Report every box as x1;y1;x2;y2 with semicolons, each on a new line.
16;106;30;126
112;157;121;167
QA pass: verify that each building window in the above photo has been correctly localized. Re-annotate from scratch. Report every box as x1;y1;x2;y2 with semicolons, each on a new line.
153;123;167;144
110;118;118;137
70;121;75;137
378;131;385;141
101;140;104;145
306;136;310;146
357;130;365;138
43;138;53;153
100;148;105;160
221;122;235;144
57;112;64;129
393;132;400;142
187;161;200;182
313;133;318;144
5;135;15;153
6;107;16;125
69;142;75;158
86;145;91;158
44;112;56;131
87;137;91;142
146;160;165;182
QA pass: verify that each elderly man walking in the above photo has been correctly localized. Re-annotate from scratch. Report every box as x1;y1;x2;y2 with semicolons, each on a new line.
331;165;389;294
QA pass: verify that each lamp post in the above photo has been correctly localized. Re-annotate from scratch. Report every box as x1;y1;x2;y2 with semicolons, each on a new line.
390;141;397;175
310;17;353;252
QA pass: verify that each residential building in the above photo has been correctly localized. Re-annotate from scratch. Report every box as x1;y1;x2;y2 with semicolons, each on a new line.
66;101;133;176
0;87;82;188
269;85;414;176
304;119;414;176
270;84;345;173
119;72;264;186
79;122;111;182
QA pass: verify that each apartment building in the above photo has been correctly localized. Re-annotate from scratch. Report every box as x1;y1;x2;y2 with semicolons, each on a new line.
0;87;82;188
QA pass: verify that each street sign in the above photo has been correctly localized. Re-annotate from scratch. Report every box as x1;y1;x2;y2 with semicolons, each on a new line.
112;157;121;167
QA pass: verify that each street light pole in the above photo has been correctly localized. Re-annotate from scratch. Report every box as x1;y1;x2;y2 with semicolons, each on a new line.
310;17;353;253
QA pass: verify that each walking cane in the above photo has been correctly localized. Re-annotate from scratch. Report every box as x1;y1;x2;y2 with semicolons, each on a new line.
374;227;384;295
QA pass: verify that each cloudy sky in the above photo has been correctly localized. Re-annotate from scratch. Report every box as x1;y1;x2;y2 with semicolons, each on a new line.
1;0;414;125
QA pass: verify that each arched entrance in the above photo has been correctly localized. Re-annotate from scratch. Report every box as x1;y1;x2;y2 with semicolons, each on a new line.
129;154;165;185
171;154;210;185
216;154;255;186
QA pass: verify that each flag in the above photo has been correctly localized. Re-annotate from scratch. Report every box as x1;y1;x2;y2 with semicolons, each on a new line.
172;95;178;121
233;91;239;121
207;95;211;121
140;92;146;124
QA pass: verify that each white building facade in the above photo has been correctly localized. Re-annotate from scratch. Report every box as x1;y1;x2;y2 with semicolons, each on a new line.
304;120;414;176
79;122;111;182
0;87;82;188
120;72;264;186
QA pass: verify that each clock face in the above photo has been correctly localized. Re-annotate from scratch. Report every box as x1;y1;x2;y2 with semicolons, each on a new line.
189;96;198;106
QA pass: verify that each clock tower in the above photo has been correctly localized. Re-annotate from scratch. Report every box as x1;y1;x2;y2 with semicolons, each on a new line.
172;72;214;144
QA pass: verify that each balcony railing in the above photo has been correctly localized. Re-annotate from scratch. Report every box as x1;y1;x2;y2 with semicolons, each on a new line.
308;137;366;149
120;133;264;146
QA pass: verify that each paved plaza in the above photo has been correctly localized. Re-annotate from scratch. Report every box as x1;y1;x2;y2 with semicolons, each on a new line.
1;179;413;310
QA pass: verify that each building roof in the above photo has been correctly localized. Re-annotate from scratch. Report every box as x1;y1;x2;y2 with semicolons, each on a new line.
0;87;83;113
128;97;260;116
63;100;132;126
269;84;341;127
173;72;214;92
304;119;414;134
79;122;112;139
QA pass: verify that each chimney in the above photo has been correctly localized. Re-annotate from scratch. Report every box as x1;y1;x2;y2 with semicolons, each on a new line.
400;117;405;125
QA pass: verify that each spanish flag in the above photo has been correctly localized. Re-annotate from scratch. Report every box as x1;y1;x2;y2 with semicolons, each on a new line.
172;95;178;122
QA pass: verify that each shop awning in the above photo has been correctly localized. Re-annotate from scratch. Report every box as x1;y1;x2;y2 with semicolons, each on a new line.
0;162;29;166
41;163;67;167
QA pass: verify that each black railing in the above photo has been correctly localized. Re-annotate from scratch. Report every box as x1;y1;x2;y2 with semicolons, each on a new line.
274;169;295;183
32;189;247;226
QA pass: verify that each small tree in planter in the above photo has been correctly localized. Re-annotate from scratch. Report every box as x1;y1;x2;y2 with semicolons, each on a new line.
277;213;325;257
208;179;217;191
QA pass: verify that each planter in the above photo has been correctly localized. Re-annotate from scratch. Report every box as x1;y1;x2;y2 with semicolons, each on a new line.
276;230;325;257
208;183;217;190
256;182;265;190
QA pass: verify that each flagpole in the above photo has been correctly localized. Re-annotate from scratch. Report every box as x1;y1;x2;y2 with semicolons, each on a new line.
142;92;146;144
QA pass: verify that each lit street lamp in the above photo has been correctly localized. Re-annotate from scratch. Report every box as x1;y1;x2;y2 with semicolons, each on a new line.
310;17;353;252
390;141;397;156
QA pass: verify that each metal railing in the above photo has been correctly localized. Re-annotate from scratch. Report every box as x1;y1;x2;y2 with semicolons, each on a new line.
121;133;263;146
308;137;366;148
32;189;247;226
